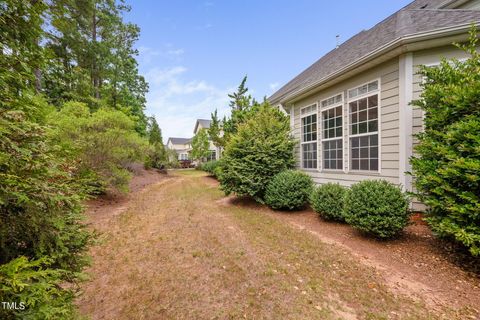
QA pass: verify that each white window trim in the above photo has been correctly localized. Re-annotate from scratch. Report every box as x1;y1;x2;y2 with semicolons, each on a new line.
319;92;344;172
300;103;318;170
346;78;382;174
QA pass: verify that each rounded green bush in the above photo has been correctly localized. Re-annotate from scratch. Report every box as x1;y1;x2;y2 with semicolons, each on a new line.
201;160;219;175
344;180;410;239
265;170;314;210
310;183;347;221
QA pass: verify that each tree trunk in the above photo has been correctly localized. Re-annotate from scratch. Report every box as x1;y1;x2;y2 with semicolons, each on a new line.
92;4;100;99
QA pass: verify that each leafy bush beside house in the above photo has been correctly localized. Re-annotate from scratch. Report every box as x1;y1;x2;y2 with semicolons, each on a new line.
201;160;220;177
265;170;313;210
310;183;348;221
411;28;480;256
218;103;296;203
344;180;410;239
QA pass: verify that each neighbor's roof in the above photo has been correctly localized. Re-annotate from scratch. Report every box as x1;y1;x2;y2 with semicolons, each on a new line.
194;119;211;133
269;5;480;104
167;137;192;145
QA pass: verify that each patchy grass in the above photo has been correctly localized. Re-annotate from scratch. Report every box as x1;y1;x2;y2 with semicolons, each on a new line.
78;174;473;320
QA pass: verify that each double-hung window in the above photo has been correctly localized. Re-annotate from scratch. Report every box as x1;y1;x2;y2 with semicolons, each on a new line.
301;104;317;169
320;94;343;170
348;80;379;171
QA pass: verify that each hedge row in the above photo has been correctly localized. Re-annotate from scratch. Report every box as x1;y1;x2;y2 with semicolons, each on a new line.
264;170;410;239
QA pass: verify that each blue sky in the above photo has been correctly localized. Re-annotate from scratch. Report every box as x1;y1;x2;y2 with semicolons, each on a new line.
124;0;412;141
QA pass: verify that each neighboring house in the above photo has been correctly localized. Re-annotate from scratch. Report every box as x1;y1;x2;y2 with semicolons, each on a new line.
193;119;222;161
166;137;192;161
269;0;480;209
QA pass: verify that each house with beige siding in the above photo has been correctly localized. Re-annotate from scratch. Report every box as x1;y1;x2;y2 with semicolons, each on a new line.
269;0;480;209
193;119;222;161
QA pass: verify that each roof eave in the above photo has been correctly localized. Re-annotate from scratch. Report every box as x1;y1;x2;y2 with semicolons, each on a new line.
271;22;477;105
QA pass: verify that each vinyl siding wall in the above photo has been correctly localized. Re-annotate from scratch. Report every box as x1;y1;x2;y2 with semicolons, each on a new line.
290;58;400;186
412;46;472;145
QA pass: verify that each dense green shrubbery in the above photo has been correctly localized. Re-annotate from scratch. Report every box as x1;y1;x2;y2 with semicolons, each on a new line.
265;170;313;210
0;98;91;319
310;183;347;221
0;257;79;320
48;102;148;193
145;117;167;170
411;28;480;256
218;104;296;202
201;160;220;177
344;180;410;239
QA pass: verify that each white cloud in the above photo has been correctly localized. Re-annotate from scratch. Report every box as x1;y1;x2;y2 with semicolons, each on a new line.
138;45;185;66
269;82;280;91
144;66;233;141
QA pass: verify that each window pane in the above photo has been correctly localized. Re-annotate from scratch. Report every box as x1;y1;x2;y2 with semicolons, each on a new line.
359;98;367;111
302;114;317;142
350;101;357;112
368;107;378;120
350;134;378;171
368;81;378;92
360;147;369;158
360;136;369;147
336;127;342;137
359;110;368;122
359;122;368;134
302;143;317;169
360;159;369;170
368;95;378;107
368;120;378;132
352;160;359;170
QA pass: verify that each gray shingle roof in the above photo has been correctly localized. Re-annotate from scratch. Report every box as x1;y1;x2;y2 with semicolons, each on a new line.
269;7;480;104
168;137;192;145
197;119;211;129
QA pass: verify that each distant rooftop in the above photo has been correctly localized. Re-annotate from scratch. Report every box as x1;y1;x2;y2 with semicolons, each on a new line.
168;137;192;145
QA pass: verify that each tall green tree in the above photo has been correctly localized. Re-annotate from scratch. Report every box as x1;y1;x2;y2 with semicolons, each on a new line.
208;109;225;148
0;2;91;318
146;116;167;169
44;0;148;134
191;128;210;161
210;76;259;147
218;103;295;203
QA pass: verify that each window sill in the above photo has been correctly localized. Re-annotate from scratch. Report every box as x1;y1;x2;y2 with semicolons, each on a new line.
347;170;381;176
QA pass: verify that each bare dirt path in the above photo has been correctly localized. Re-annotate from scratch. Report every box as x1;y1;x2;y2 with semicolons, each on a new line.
78;170;479;320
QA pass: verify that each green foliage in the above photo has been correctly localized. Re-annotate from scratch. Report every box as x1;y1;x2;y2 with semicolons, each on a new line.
200;160;220;177
218;103;296;202
191;128;210;161
211;76;260;147
145;116;167;169
0;257;79;320
411;27;480;255
310;183;348;221
44;0;149;134
344;180;410;239
208;109;225;148
265;170;313;210
48;102;147;194
165;149;180;168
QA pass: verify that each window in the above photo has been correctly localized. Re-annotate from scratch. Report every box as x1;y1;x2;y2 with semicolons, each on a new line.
348;81;379;171
206;150;216;161
320;93;343;170
301;104;317;169
179;153;189;160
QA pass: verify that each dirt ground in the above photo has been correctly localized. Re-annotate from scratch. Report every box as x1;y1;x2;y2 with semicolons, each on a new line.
77;169;480;320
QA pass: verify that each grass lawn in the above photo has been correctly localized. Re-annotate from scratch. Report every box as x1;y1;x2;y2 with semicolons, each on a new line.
77;170;475;319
